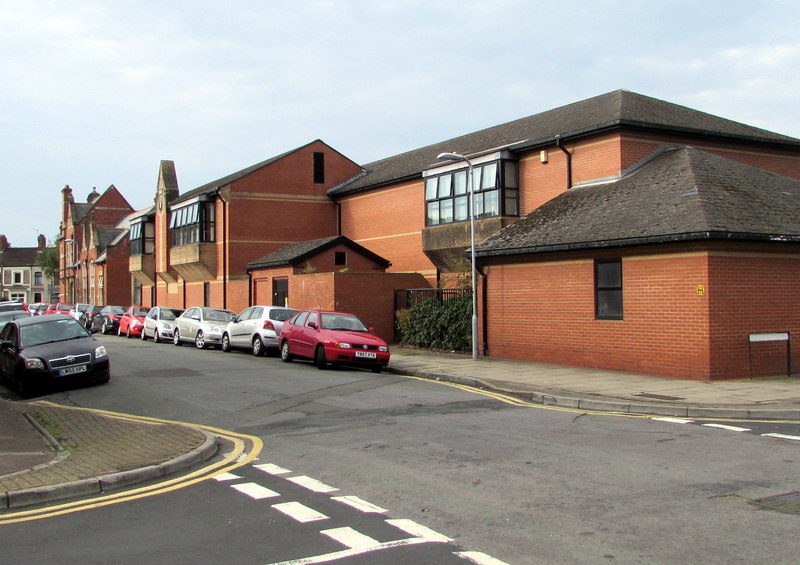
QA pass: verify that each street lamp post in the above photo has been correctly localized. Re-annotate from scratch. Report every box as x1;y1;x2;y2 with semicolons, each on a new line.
437;152;479;360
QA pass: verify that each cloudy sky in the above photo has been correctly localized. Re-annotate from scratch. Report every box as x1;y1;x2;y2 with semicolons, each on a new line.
1;0;798;248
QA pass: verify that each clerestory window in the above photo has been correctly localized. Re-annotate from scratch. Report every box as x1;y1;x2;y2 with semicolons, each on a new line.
169;201;216;247
425;160;519;226
130;220;155;255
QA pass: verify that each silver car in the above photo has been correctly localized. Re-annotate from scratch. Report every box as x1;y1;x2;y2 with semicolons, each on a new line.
221;306;298;356
141;306;184;343
173;307;235;349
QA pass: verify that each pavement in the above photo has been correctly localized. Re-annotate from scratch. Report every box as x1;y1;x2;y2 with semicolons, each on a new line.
2;348;800;511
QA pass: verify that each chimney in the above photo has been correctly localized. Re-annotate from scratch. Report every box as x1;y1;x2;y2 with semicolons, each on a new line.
38;234;47;250
0;234;8;252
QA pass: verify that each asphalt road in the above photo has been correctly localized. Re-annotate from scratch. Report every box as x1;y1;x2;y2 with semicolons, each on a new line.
2;334;800;564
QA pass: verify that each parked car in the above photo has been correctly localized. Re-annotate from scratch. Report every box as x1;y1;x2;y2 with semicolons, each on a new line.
42;303;74;316
78;305;104;329
222;305;298;356
173;307;235;349
68;303;92;321
0;314;110;397
0;310;31;332
141;306;184;343
0;300;29;314
91;305;126;334
279;309;390;372
27;302;48;315
118;306;149;338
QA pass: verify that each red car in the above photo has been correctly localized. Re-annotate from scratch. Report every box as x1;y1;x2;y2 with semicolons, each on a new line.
279;309;390;373
117;306;149;338
42;303;74;316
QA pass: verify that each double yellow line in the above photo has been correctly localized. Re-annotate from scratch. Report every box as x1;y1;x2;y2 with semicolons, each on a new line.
0;405;263;524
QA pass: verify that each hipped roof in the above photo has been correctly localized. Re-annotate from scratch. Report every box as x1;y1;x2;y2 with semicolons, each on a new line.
475;146;800;258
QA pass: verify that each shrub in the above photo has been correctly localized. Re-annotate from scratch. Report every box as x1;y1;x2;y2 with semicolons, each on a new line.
396;291;472;351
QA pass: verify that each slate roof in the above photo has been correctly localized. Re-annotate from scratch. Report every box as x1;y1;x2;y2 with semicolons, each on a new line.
475;146;800;258
0;247;40;267
246;236;391;271
329;90;800;196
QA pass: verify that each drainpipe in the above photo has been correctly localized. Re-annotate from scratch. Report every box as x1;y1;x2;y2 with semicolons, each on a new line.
478;265;488;356
222;197;228;309
555;135;573;190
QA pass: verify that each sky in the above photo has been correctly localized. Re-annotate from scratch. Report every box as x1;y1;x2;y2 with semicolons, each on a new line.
1;0;799;248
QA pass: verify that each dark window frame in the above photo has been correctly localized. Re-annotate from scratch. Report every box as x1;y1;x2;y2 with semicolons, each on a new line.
425;159;519;226
170;201;216;247
313;152;325;184
595;259;623;320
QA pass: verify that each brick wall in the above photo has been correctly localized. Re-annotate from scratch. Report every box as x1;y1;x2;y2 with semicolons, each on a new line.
483;247;714;380
339;180;438;284
707;247;800;378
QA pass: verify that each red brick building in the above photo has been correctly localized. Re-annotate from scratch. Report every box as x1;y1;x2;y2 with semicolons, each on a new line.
60;90;800;380
58;185;134;306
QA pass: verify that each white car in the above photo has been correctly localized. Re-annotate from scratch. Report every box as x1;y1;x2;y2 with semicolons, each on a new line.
141;306;184;343
173;307;235;349
221;305;298;356
68;303;92;321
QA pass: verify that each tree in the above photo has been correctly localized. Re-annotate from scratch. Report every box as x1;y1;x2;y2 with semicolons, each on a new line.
37;244;59;285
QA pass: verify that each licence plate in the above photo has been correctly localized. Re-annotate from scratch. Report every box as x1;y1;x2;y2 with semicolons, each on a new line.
59;365;88;376
355;351;377;359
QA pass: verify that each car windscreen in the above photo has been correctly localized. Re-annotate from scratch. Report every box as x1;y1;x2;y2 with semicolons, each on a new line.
205;310;234;322
21;319;89;347
161;309;182;320
104;306;126;315
133;308;149;316
320;314;368;332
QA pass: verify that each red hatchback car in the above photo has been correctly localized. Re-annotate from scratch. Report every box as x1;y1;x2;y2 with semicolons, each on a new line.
117;306;149;338
279;309;390;373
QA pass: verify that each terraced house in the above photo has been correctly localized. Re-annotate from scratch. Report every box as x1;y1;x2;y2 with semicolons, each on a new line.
59;90;800;380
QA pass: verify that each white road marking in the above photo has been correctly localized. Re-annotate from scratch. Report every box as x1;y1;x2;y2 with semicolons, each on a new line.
762;433;800;442
331;495;388;514
321;527;379;549
213;472;242;482
454;551;511;565
272;501;329;523
652;417;694;424
386;519;452;542
255;463;292;475
231;482;281;500
287;475;339;493
702;423;751;432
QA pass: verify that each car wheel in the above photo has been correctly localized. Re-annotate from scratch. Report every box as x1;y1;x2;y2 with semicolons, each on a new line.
221;334;231;353
173;329;182;346
117;325;123;336
315;345;328;370
102;320;109;334
141;327;147;340
126;326;132;338
280;341;293;363
195;331;206;349
252;337;265;357
17;377;38;399
372;365;382;374
154;330;161;343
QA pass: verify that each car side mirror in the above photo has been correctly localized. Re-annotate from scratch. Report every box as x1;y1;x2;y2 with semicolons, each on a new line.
307;321;317;329
0;340;11;350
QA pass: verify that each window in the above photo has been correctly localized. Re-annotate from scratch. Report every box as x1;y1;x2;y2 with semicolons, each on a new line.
425;160;519;226
13;271;22;284
170;201;215;247
34;271;43;285
313;152;325;184
130;220;155;255
203;282;211;307
334;251;347;266
595;259;623;319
